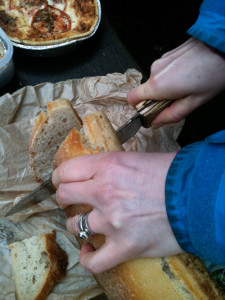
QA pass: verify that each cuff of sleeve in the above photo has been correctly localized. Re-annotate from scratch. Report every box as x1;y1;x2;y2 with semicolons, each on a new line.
187;10;225;53
165;143;199;254
166;130;225;265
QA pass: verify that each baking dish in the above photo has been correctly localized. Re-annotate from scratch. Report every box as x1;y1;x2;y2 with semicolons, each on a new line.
11;0;102;58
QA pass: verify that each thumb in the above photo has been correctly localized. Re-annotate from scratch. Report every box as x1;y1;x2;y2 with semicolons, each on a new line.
79;241;128;274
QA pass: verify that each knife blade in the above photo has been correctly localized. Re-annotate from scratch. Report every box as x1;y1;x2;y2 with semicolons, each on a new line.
5;99;173;217
4;178;56;217
116;113;142;144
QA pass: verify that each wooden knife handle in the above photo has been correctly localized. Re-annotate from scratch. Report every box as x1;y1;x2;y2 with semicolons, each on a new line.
136;99;173;128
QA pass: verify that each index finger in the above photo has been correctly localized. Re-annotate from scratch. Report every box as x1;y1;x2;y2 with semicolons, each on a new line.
52;153;103;188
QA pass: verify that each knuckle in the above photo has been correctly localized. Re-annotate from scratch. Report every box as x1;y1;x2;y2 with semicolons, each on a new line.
66;217;78;235
166;103;185;123
150;58;162;74
96;154;119;201
110;213;123;229
149;73;160;90
56;184;66;207
127;239;139;253
100;152;118;171
122;237;139;257
83;258;101;274
57;162;68;182
170;111;182;123
100;181;116;201
108;207;127;230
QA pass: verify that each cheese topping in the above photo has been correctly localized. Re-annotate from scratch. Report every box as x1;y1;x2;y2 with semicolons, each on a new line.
0;0;98;45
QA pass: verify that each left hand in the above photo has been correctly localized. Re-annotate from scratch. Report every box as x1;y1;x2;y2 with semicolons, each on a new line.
52;151;182;274
127;38;225;128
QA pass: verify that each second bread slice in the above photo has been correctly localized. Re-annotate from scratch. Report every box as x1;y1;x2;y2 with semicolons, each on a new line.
9;231;68;300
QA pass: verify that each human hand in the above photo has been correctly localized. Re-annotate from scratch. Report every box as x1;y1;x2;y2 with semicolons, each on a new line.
127;38;225;128
52;151;182;274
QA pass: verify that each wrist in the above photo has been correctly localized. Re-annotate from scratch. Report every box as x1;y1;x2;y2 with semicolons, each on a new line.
206;44;225;60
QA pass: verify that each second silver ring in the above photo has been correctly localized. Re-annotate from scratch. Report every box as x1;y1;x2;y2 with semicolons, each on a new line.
78;211;95;240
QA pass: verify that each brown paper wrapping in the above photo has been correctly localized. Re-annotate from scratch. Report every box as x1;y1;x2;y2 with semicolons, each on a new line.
0;69;183;299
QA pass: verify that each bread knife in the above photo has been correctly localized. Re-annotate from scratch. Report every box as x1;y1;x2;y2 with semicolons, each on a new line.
4;99;173;217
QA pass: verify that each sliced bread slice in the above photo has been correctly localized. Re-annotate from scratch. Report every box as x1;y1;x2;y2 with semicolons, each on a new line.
29;99;82;183
9;231;68;300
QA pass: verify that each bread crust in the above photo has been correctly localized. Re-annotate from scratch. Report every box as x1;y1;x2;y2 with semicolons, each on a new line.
94;254;224;300
29;111;48;149
53;111;224;299
9;231;68;300
54;128;98;166
46;100;81;121
82;112;123;152
34;231;68;300
54;111;123;167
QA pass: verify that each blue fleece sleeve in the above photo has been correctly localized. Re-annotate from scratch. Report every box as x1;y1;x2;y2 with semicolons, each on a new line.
166;130;225;266
187;0;225;53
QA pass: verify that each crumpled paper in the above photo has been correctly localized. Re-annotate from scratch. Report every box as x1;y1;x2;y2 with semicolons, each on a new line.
0;69;184;300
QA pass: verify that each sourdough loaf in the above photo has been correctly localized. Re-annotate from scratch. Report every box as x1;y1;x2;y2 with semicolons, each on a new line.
9;231;68;300
53;106;224;299
30;99;224;299
29;99;82;183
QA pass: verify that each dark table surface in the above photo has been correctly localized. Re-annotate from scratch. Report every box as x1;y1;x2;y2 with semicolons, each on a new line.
1;0;225;147
0;13;142;95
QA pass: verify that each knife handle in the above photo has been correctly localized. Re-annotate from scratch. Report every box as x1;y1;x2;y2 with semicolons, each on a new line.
136;99;173;128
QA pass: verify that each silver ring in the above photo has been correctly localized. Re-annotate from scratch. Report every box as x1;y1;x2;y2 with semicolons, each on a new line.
77;211;95;240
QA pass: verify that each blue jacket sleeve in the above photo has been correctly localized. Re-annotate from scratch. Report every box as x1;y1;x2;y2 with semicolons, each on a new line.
187;0;225;53
166;130;225;266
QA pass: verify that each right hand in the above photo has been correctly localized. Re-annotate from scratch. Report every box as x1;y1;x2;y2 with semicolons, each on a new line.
127;38;225;128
